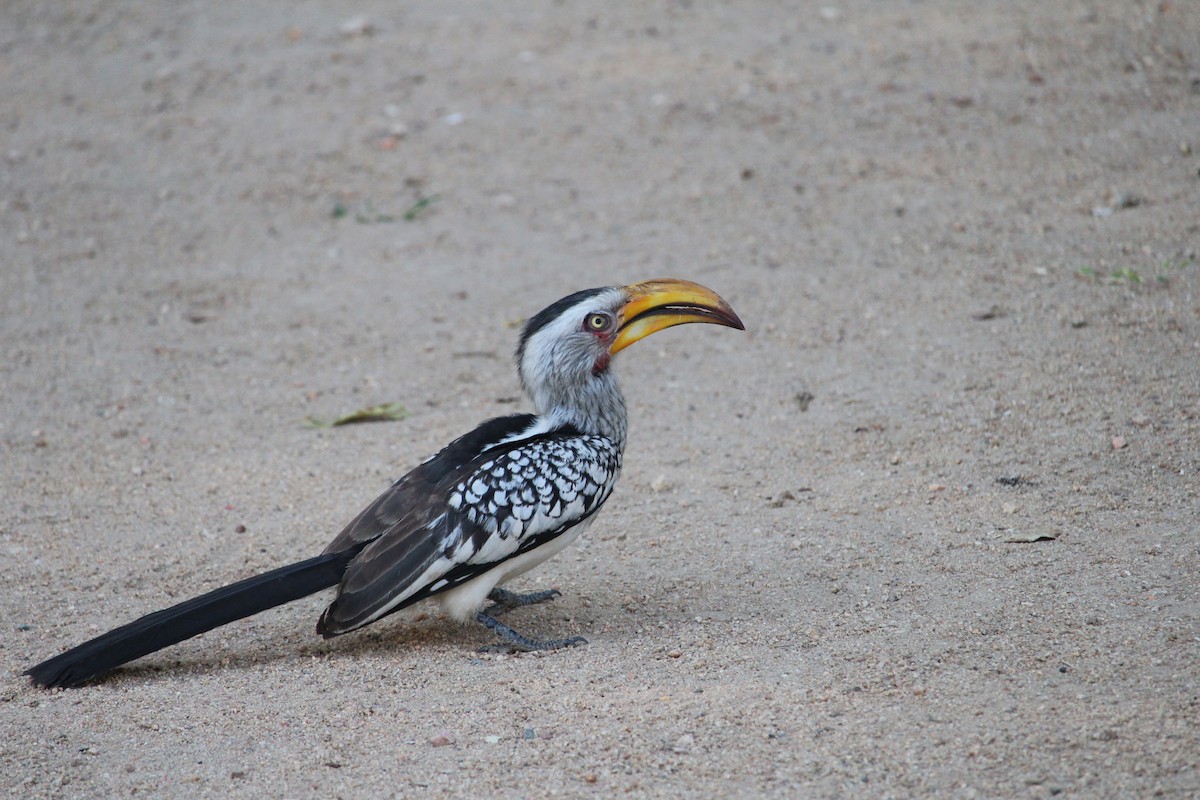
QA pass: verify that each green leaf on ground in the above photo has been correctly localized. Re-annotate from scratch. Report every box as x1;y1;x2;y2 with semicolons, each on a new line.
1003;531;1058;543
305;402;408;429
404;195;439;220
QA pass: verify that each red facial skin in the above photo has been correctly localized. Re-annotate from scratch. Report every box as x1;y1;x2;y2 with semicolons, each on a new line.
585;313;616;375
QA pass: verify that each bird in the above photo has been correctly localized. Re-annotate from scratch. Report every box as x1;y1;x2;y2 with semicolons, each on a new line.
25;278;744;688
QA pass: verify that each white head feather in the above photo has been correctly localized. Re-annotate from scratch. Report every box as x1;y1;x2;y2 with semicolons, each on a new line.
516;286;629;445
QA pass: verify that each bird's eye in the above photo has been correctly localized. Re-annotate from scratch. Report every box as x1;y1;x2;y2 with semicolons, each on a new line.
584;312;612;332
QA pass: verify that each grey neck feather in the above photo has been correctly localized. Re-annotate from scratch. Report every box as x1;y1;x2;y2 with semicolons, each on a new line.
536;368;628;448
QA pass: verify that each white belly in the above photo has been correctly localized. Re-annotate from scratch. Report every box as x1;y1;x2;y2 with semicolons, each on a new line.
437;517;595;622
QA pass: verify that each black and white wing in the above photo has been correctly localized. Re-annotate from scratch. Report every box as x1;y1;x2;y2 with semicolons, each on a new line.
316;418;622;636
320;413;538;556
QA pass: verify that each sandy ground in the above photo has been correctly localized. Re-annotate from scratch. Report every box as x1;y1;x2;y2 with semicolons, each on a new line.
3;1;1198;797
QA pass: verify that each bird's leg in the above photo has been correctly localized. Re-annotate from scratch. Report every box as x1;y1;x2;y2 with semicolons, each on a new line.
484;587;561;616
474;611;587;652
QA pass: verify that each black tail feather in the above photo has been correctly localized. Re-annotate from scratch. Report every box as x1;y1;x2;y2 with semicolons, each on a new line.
25;549;358;689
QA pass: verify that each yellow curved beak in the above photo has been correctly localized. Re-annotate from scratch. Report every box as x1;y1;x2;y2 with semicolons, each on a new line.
611;278;745;355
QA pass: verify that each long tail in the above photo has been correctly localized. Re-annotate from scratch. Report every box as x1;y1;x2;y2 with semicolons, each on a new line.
25;549;358;689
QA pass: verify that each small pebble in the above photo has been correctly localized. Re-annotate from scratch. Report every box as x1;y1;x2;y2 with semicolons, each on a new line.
768;490;797;508
339;16;374;37
672;733;694;754
430;733;455;747
1113;192;1141;210
1111;435;1127;450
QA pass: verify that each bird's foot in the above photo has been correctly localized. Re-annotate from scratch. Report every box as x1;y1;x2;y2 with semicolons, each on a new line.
483;587;561;616
474;611;587;653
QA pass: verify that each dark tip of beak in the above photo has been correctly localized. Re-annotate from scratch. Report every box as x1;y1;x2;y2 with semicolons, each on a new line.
625;303;744;331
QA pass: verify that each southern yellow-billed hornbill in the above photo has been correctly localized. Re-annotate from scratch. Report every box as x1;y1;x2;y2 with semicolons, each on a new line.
26;279;743;688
